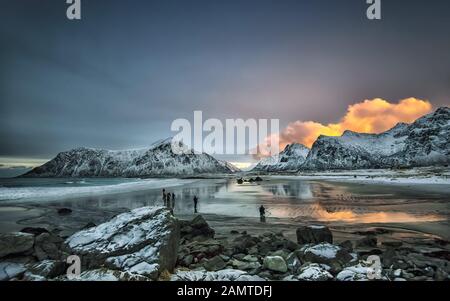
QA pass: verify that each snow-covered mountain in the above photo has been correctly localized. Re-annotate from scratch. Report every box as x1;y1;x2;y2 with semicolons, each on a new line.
252;107;449;172
252;143;310;173
22;139;237;177
303;107;450;170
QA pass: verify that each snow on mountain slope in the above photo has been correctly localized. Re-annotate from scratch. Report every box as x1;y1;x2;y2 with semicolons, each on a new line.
303;107;450;170
22;139;236;178
252;143;310;172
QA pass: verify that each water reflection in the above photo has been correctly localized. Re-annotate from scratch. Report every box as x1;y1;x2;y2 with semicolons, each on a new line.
42;178;447;224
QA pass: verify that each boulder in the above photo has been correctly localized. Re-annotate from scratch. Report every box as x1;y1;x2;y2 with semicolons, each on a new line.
34;232;64;261
57;208;73;216
297;243;353;273
356;235;377;248
338;240;353;252
171;268;265;281
203;256;226;271
65;207;180;280
0;232;35;258
263;256;288;273
181;215;214;241
69;269;150;281
28;260;66;278
283;263;333;281
336;260;387;281
232;234;260;254
20;227;50;236
0;262;26;281
296;225;333;245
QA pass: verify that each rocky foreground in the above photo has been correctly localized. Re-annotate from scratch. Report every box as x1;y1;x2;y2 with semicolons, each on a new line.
0;207;449;281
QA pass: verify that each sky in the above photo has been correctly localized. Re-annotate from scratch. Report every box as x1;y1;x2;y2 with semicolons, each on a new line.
1;0;449;175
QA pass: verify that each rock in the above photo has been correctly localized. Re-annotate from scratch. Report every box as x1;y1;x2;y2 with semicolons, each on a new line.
285;263;333;281
72;269;150;281
255;177;263;182
81;222;97;230
381;241;403;248
237;179;244;184
356;235;377;248
338;240;353;252
0;232;35;258
232;234;259;253
203;256;226;272
0;262;26;281
57;208;73;216
180;255;194;267
34;232;64;261
22;271;47;281
269;249;289;259
181;215;214;241
297;243;353;273
296;225;333;245
263;256;288;273
382;248;397;268
435;267;448;281
65;207;180;280
336;261;386;281
286;252;302;272
20;227;50;236
28;260;66;278
242;255;259;262
230;230;239;235
171;268;265;281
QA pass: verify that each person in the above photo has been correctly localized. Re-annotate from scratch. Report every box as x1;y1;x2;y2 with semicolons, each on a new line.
259;205;266;223
171;194;176;210
166;192;171;208
162;189;167;206
193;196;198;213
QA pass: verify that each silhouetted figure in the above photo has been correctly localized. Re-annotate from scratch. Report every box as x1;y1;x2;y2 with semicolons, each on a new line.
193;196;198;213
171;194;176;210
162;189;167;206
259;205;266;223
166;192;171;208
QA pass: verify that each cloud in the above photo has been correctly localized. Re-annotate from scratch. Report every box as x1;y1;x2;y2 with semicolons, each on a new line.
262;98;433;154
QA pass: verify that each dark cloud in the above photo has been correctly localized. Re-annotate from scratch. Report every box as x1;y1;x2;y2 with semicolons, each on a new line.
0;0;449;160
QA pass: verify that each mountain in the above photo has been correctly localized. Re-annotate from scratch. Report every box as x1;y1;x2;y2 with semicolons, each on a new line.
252;143;310;173
303;107;450;170
218;160;241;173
22;139;237;177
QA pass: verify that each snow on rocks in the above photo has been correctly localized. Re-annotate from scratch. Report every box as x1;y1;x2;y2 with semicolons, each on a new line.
171;268;266;281
283;263;333;281
0;262;27;281
297;242;353;273
336;260;387;281
65;206;180;280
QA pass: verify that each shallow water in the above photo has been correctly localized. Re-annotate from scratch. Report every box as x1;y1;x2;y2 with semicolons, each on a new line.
0;178;448;229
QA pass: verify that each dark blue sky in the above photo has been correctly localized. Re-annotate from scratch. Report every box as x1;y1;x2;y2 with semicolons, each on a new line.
1;0;449;164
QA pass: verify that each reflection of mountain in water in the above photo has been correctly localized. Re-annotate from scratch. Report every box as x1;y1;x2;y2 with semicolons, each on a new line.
262;182;313;199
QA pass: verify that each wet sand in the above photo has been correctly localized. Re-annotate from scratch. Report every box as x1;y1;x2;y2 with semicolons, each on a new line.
0;177;448;245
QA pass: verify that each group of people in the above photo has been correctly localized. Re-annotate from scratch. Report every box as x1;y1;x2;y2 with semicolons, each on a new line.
162;189;199;214
162;189;176;212
161;188;265;221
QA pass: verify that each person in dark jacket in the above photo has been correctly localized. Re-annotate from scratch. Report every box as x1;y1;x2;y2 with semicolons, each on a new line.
193;196;198;213
162;189;167;206
259;205;266;223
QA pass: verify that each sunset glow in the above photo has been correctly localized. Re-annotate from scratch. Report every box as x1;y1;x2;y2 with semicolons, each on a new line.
272;98;433;151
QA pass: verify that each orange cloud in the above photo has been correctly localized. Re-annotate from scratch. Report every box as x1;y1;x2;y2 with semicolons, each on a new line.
272;98;433;151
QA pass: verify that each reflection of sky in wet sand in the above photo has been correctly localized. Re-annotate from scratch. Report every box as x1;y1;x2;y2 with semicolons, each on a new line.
4;178;447;225
196;180;447;224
